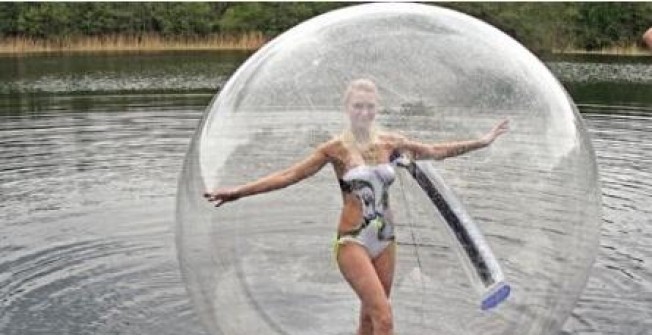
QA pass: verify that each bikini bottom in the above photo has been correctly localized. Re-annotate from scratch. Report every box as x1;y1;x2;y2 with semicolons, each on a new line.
334;217;395;260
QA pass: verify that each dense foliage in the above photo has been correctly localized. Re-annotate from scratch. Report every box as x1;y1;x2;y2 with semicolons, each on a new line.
0;2;650;51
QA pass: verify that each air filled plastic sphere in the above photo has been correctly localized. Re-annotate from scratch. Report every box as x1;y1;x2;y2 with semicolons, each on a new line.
176;3;601;335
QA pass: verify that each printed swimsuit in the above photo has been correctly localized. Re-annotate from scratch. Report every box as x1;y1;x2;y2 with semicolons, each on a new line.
336;163;396;259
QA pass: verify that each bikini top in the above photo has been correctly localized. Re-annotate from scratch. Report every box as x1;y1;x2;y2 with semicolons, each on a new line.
339;163;396;221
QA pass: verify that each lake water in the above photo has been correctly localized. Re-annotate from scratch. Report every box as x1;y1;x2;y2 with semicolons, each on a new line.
0;52;650;335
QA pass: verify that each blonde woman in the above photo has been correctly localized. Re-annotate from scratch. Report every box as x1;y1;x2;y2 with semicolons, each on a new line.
204;78;509;335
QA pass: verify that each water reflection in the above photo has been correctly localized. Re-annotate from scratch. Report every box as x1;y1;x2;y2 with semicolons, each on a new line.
0;51;248;96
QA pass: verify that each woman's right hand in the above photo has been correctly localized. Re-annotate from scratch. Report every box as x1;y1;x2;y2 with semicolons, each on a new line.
203;187;242;207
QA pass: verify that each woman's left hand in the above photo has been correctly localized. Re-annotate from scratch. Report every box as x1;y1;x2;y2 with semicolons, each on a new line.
481;119;510;146
203;187;242;207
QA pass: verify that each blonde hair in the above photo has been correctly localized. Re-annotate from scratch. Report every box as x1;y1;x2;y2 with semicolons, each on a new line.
343;78;378;105
340;78;382;164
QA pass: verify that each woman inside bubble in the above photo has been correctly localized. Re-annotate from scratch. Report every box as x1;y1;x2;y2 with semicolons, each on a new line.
204;78;509;335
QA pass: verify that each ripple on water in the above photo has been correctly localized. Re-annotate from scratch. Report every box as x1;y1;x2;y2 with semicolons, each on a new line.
0;202;206;335
0;99;208;334
561;113;652;335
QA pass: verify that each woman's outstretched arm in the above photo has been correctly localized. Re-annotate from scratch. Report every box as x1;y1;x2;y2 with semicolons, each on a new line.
396;119;509;160
204;143;331;207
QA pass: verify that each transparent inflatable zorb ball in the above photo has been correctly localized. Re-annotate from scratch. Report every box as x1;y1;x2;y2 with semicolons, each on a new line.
176;3;601;335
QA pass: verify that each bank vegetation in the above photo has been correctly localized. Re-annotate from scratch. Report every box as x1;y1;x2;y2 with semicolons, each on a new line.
0;2;650;55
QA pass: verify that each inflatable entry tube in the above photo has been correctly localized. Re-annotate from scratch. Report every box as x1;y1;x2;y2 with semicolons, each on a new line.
401;160;511;310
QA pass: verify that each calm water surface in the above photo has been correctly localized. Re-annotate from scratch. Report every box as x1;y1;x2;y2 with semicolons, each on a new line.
0;52;651;335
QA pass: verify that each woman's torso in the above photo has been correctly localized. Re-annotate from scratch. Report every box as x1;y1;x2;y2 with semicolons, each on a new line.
328;136;399;233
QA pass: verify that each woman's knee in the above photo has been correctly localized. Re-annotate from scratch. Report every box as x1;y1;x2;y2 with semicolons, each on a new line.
375;314;393;333
370;300;393;332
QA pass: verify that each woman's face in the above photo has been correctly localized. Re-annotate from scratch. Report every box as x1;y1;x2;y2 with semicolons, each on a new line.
346;90;378;130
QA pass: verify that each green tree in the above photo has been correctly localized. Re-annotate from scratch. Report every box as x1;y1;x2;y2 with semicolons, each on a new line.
0;2;649;52
575;3;652;49
154;3;215;36
16;3;73;38
0;3;25;35
72;3;118;36
219;3;347;36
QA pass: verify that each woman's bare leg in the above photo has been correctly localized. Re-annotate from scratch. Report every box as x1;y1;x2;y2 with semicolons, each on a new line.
358;243;396;335
375;242;396;295
338;242;395;335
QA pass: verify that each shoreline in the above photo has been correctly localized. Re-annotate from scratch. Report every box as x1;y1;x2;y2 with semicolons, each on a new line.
1;34;649;57
0;33;267;55
551;45;651;57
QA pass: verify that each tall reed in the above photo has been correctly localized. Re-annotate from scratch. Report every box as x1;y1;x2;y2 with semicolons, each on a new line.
552;42;651;56
0;32;267;54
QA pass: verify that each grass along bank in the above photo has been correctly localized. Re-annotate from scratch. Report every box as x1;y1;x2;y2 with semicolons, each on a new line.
2;32;649;57
552;43;652;56
0;32;267;54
